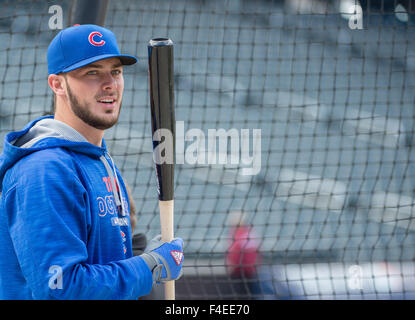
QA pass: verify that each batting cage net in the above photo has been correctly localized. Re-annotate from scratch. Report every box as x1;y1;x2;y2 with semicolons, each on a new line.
1;0;415;300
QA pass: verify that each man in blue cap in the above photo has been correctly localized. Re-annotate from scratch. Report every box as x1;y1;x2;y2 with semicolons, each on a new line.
47;24;137;139
0;24;183;299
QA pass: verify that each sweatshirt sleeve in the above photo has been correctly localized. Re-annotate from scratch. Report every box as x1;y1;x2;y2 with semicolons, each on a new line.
3;151;153;300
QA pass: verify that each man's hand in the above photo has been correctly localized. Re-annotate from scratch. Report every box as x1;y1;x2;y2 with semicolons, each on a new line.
140;235;184;283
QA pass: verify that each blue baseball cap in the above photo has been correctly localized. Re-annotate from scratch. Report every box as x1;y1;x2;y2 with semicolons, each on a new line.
47;24;137;75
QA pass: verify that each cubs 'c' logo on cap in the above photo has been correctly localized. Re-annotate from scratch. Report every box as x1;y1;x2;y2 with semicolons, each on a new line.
88;31;105;46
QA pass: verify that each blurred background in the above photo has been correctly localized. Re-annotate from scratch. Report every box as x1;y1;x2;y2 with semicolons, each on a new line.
1;0;415;299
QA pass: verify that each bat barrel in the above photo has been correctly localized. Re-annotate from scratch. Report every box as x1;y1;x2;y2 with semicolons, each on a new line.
148;38;175;201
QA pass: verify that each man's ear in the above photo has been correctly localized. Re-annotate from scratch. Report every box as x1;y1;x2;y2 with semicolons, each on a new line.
48;74;66;97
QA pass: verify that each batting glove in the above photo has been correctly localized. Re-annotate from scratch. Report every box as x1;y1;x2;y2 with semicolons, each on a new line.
140;235;184;284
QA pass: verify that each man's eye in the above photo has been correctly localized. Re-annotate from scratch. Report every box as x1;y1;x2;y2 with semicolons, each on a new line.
112;70;122;75
86;70;97;75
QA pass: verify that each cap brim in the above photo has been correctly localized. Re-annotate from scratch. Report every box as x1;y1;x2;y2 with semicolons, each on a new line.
61;53;137;73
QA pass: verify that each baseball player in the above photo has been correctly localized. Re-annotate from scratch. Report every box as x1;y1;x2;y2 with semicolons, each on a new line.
0;24;183;299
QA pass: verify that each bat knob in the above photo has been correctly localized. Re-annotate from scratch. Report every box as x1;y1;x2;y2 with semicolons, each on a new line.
149;38;174;47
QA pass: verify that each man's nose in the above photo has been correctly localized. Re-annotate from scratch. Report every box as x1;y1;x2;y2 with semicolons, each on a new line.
102;72;118;91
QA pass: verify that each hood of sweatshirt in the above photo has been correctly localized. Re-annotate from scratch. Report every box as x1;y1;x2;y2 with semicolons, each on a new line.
0;115;126;215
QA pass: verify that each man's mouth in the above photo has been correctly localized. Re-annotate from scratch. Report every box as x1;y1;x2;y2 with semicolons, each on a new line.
97;97;117;107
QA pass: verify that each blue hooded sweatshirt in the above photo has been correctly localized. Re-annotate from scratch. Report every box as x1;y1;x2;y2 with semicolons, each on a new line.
0;116;153;299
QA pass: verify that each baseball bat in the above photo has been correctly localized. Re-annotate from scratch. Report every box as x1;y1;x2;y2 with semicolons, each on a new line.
147;38;176;300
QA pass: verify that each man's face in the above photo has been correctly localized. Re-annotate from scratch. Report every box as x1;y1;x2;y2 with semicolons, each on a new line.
63;57;124;130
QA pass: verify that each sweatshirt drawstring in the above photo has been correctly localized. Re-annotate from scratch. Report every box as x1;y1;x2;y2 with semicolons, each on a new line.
100;154;126;216
108;153;126;217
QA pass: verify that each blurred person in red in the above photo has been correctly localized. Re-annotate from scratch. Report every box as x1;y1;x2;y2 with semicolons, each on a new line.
226;211;290;300
226;211;277;299
226;211;261;282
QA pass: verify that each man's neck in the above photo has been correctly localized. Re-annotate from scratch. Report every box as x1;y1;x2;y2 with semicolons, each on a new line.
54;110;104;147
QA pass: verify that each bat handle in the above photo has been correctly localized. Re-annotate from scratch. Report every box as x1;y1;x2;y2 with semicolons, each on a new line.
159;200;175;300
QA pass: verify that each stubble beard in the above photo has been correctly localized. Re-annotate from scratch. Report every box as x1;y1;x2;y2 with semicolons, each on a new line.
66;82;122;130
